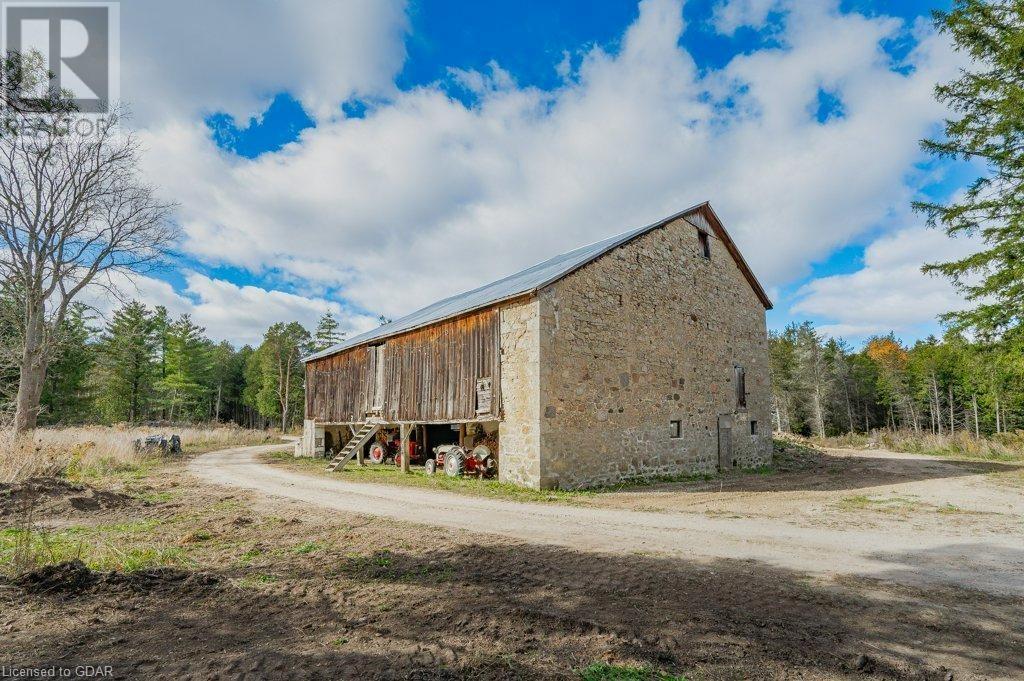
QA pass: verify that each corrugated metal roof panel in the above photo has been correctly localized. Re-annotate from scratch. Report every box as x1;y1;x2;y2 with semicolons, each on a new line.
303;202;770;362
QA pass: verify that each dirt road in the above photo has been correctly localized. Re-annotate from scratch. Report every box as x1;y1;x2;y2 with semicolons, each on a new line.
191;444;1024;596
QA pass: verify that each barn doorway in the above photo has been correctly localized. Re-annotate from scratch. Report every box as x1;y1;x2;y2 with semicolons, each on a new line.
717;414;733;471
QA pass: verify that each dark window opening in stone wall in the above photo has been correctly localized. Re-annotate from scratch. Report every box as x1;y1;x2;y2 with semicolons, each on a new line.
670;420;682;438
698;230;711;259
735;365;747;409
750;420;758;435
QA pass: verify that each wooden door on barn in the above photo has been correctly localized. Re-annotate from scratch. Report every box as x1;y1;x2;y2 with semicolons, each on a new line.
371;344;386;413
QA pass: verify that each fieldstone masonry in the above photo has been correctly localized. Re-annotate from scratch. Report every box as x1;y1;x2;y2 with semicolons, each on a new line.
500;215;771;489
497;298;542;487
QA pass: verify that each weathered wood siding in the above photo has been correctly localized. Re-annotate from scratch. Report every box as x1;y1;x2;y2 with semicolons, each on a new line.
305;307;501;423
305;343;376;423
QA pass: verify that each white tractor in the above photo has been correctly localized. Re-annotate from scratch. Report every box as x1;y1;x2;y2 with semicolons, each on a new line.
425;444;496;478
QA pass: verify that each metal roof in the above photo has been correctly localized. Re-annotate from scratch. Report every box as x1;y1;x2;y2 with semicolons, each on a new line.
303;202;771;362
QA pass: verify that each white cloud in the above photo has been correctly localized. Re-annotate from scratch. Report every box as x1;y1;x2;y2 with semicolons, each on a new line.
712;0;782;35
81;271;377;347
120;0;409;124
791;225;981;339
132;0;968;335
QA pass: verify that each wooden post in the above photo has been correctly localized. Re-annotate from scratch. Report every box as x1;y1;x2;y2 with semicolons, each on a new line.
356;426;365;467
400;423;411;473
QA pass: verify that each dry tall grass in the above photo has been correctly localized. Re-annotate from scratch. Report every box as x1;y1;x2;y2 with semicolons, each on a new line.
0;424;277;483
809;428;1024;461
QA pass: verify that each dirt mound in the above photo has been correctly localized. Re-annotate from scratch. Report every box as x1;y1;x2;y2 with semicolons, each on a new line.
15;560;222;598
15;560;95;594
0;476;136;517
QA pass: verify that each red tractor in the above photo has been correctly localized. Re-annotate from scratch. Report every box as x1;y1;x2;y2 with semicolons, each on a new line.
426;444;496;478
367;432;425;467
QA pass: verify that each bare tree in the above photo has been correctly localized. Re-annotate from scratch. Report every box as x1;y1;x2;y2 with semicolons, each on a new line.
0;109;176;433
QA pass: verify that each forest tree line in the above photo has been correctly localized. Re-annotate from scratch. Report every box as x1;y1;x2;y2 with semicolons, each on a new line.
1;2;1021;440
769;324;1024;439
0;297;346;431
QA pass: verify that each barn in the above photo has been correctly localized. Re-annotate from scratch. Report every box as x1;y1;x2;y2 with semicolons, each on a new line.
300;202;773;489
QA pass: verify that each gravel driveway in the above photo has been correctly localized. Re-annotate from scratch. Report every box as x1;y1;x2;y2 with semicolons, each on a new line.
191;444;1024;596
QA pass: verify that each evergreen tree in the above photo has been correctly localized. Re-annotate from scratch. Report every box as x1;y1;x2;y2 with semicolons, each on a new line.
152;306;171;416
0;281;23;409
93;302;158;423
39;303;95;424
242;345;266;428
313;311;344;352
916;0;1024;335
158;314;213;422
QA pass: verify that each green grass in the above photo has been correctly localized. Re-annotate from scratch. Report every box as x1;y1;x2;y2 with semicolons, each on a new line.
0;520;189;574
237;573;279;588
808;430;1024;463
67;455;165;487
579;662;687;681
132;489;177;503
269;452;595;503
266;450;779;503
291;541;321;555
837;494;922;513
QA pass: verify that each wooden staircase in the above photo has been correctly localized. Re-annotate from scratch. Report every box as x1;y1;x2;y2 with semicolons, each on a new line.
326;423;380;472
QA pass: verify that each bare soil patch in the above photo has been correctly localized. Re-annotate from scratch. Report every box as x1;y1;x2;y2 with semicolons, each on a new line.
2;452;1022;680
0;477;138;518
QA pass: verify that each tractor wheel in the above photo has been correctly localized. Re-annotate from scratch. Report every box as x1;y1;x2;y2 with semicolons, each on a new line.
424;459;437;476
443;448;466;477
368;443;386;464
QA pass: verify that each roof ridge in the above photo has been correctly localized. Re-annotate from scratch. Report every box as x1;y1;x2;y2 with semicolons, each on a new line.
304;201;769;362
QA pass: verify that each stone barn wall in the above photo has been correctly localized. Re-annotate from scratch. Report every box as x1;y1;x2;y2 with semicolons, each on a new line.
535;215;771;489
497;297;542;487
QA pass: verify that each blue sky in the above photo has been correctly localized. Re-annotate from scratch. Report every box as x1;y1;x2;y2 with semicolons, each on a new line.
103;0;972;346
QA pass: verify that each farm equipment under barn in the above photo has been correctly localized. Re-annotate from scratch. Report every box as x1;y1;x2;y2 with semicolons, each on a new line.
367;431;425;467
426;444;496;478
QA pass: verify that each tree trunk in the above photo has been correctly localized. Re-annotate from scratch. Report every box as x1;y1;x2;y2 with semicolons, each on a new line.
930;373;942;435
813;387;825;438
948;384;955;434
14;304;47;434
842;380;855;433
972;393;980;438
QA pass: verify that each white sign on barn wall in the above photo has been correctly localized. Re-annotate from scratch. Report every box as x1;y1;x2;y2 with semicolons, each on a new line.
476;377;492;415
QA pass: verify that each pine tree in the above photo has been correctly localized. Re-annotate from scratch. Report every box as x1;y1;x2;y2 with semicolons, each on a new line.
93;301;158;423
0;280;24;409
242;346;266;428
313;312;344;352
39;303;95;424
915;0;1024;335
158;314;213;422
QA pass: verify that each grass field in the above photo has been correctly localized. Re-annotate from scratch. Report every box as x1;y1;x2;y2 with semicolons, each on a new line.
0;425;279;483
806;429;1024;462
